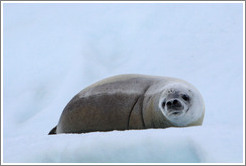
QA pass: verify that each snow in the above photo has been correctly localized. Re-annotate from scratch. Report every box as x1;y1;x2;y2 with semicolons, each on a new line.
2;2;244;164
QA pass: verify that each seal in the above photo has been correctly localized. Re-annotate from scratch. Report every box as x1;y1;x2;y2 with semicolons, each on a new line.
49;74;205;135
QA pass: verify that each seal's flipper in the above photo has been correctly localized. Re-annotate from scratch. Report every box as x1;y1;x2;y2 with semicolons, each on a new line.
48;126;57;135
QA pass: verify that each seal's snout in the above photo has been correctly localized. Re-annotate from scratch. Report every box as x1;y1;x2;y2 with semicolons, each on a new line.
166;99;184;111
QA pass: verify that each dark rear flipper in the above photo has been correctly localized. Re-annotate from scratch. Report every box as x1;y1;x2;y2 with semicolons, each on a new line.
48;126;57;135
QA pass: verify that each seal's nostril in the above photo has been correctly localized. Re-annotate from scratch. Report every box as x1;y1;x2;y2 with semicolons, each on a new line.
167;101;171;106
173;99;178;105
166;99;183;110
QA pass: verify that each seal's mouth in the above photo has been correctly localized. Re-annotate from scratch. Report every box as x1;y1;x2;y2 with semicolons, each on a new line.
168;110;182;116
171;111;182;115
167;107;189;116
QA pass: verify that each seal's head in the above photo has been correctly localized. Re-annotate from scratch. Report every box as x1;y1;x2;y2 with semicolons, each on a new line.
158;82;205;127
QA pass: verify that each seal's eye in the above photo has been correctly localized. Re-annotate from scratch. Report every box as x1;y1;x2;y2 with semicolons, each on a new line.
162;101;166;108
182;94;189;101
